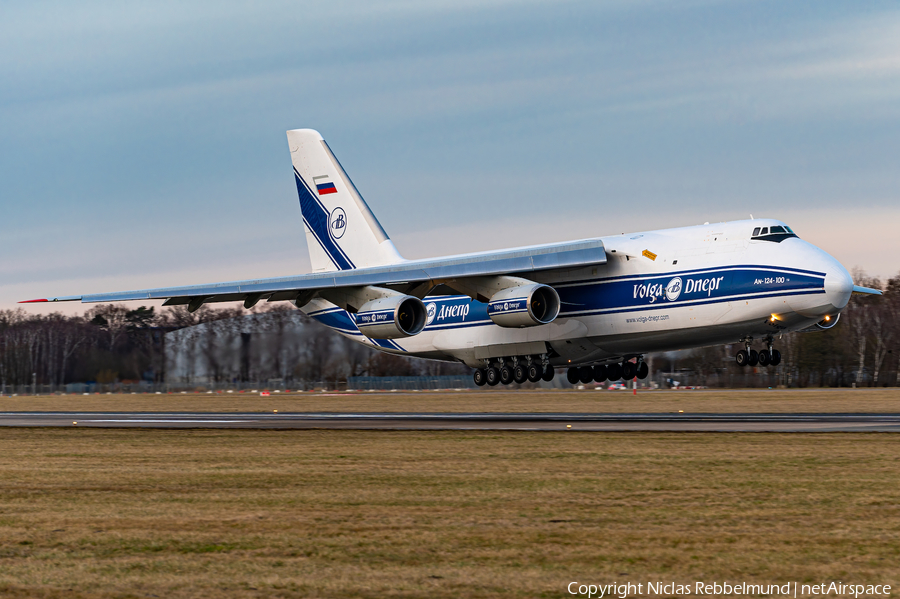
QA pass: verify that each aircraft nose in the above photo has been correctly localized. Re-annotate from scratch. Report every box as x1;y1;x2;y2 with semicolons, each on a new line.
824;262;853;310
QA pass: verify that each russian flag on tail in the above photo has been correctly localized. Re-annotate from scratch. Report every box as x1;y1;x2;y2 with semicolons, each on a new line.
313;175;337;195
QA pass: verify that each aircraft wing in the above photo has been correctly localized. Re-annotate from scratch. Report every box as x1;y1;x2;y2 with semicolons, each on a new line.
851;285;882;296
22;239;607;308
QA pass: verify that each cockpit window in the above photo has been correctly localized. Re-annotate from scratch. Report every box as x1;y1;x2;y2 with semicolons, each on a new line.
751;224;799;243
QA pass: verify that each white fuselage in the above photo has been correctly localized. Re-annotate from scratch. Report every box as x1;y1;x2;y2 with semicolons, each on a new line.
303;219;853;368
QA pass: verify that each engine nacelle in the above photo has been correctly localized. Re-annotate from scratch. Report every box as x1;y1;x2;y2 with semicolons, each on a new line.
488;284;560;328
355;295;427;339
798;313;840;333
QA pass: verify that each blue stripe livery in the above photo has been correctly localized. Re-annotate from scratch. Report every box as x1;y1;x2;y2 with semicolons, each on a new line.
309;308;360;334
309;307;405;351
293;169;354;270
311;266;826;337
423;297;487;330
558;267;824;317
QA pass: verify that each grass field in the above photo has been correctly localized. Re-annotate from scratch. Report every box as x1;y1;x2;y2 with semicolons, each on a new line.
2;387;899;414
0;429;898;598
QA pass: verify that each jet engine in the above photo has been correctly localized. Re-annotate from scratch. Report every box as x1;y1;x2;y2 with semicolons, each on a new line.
488;283;560;328
355;295;427;339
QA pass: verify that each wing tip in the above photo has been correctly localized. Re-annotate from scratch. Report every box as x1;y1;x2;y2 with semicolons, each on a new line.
852;285;883;296
19;296;83;304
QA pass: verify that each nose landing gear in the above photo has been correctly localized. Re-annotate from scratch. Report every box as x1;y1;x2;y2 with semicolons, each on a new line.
757;336;781;366
735;337;781;367
735;337;758;366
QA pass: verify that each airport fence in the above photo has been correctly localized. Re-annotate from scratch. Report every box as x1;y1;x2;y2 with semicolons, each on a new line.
347;376;476;391
0;378;483;396
0;374;571;396
2;367;884;396
1;380;333;396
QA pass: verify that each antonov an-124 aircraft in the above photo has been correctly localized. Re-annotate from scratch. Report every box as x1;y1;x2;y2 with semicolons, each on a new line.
23;129;882;386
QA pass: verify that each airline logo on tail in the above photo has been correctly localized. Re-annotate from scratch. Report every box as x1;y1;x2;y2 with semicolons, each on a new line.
329;207;347;240
313;175;337;195
287;128;406;272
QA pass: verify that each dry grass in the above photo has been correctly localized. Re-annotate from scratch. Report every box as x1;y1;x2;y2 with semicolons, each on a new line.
2;387;900;414
0;429;898;598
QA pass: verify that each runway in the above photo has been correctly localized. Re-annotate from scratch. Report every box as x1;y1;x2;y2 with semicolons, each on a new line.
2;412;900;431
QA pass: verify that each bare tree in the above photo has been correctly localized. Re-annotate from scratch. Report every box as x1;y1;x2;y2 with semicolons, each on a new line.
870;301;895;386
846;270;882;386
86;305;130;352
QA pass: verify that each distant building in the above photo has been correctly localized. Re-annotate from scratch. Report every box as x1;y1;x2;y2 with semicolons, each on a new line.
165;311;321;384
164;309;471;386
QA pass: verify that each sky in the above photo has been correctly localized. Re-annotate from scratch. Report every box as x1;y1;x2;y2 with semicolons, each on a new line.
3;0;900;314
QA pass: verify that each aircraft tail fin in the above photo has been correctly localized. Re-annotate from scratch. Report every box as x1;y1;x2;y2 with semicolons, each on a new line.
286;129;405;272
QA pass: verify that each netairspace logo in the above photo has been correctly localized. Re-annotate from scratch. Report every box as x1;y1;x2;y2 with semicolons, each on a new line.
567;581;892;598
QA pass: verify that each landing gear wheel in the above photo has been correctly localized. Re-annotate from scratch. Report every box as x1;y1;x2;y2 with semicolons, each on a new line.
622;361;637;379
593;364;608;383
499;366;513;385
566;368;580;385
579;366;594;385
607;362;623;381
757;349;770;366
735;350;749;367
527;363;543;383
513;365;528;384
473;369;487;386
770;349;782;366
542;366;555;382
486;367;500;386
747;349;759;367
637;362;649;380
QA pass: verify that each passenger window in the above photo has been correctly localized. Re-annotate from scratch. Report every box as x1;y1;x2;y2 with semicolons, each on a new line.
752;227;761;236
770;226;785;234
760;227;768;235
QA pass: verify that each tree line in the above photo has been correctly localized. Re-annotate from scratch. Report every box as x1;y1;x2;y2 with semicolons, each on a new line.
0;303;465;390
1;269;897;389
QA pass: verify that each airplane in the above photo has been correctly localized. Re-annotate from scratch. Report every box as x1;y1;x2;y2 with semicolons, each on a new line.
22;128;883;387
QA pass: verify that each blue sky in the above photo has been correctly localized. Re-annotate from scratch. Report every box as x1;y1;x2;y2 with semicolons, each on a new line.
4;1;900;312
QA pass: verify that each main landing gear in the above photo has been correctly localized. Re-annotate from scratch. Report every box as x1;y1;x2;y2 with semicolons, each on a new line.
735;337;781;368
473;355;554;387
565;358;649;385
